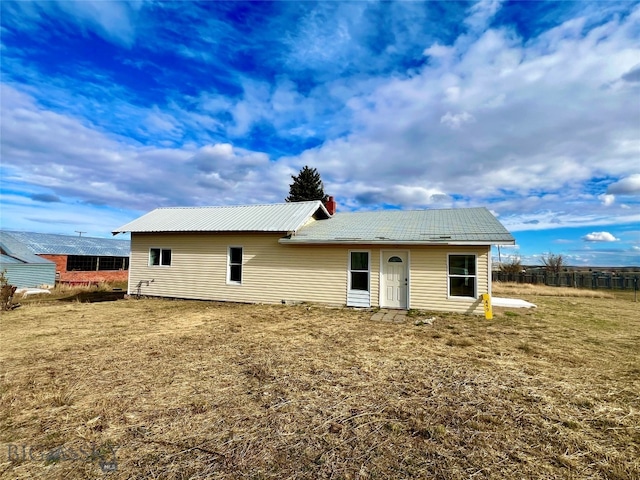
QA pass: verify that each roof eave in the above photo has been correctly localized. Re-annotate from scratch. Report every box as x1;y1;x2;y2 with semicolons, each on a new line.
120;229;295;235
279;238;516;246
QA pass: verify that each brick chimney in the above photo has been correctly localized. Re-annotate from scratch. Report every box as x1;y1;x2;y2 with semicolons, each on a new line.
325;196;336;215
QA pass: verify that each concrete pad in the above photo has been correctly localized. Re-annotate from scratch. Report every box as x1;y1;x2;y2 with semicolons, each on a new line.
382;312;396;322
371;309;409;322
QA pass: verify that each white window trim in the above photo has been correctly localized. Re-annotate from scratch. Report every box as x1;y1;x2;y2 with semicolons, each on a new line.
348;250;371;292
148;247;172;267
447;253;478;300
227;246;243;285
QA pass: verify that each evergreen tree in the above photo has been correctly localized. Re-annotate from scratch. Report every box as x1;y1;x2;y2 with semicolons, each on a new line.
286;166;328;203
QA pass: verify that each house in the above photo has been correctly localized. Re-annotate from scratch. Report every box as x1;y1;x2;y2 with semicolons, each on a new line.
113;200;515;314
0;232;56;288
0;231;130;285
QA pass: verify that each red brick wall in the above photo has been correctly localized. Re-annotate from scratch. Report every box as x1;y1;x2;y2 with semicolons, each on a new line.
37;254;128;284
59;270;128;284
39;254;67;272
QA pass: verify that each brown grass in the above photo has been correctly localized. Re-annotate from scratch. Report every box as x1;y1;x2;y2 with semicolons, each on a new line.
493;281;616;298
14;282;128;305
0;292;638;479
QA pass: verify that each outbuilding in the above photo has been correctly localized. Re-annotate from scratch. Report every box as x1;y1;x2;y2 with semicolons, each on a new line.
0;231;130;285
0;232;56;288
113;201;515;314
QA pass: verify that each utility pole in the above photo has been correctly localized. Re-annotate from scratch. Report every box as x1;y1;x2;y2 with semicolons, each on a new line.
75;231;86;237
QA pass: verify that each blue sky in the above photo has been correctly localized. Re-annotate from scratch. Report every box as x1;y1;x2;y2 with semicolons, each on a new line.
1;0;639;266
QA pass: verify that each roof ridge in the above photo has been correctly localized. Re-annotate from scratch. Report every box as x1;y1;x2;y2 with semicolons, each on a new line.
154;201;322;210
331;206;489;214
113;201;329;234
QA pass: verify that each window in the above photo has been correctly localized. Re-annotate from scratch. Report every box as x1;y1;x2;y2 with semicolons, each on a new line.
448;254;477;298
228;247;243;283
349;251;370;291
67;256;129;271
149;248;171;267
96;256;129;271
67;255;98;271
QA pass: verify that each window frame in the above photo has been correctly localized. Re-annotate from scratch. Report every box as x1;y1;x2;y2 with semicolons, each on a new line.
67;255;98;271
149;248;172;267
227;246;243;285
348;250;371;292
447;253;478;299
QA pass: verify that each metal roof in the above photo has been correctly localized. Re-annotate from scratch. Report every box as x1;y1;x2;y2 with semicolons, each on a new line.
281;207;515;245
0;254;24;264
0;232;55;264
113;201;330;234
0;231;130;257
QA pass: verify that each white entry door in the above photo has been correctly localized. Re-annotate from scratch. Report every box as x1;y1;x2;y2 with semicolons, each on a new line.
381;251;408;309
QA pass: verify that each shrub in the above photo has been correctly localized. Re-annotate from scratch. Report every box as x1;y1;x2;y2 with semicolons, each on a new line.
499;258;524;274
0;270;17;311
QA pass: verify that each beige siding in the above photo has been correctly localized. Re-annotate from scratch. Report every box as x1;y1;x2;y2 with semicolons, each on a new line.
130;233;490;314
130;233;349;305
408;246;489;315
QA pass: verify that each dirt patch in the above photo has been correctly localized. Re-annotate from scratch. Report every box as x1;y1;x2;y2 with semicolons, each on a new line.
56;290;127;303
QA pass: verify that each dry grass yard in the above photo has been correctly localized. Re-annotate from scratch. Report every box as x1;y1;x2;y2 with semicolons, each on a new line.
1;286;638;479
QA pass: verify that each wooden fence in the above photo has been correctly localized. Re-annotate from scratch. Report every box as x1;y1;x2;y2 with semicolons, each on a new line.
492;272;640;290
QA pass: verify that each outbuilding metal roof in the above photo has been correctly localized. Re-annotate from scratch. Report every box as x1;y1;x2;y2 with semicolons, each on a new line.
0;254;25;264
113;201;330;234
281;207;515;245
0;231;130;257
0;232;55;264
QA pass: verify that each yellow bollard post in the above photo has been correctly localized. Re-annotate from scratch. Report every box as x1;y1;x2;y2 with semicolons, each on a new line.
482;293;493;320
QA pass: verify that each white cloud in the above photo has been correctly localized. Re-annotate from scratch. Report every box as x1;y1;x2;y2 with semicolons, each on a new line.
582;231;619;242
0;85;294;213
424;43;455;58
351;184;450;208
498;210;640;232
285;4;640;216
465;0;504;32
1;1;639;246
607;174;640;195
598;193;615;206
3;1;144;47
440;111;475;129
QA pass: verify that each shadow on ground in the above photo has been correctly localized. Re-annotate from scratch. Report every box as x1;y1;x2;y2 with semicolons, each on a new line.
57;290;127;303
